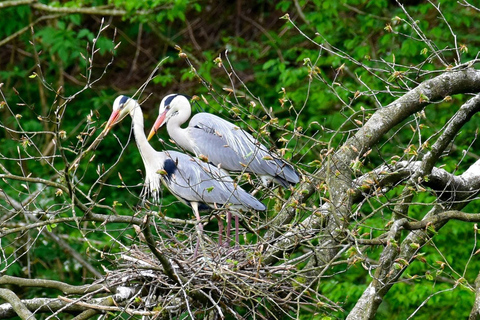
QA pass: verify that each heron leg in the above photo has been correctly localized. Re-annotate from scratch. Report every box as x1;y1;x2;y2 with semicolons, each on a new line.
216;214;223;247
225;211;232;248
192;202;203;257
234;214;240;249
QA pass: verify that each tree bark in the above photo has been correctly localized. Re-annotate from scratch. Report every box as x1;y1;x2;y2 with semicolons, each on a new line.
470;271;480;320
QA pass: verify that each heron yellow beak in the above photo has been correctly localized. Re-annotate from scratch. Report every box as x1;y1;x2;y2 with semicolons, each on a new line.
147;111;167;141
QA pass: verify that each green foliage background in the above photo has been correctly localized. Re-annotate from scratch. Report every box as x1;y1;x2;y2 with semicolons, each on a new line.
1;0;480;318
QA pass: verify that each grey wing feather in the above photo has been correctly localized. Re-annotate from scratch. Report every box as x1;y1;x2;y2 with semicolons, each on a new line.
161;150;265;211
189;113;299;185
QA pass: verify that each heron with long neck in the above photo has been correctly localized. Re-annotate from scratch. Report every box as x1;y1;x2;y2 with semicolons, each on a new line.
147;94;299;242
147;94;300;187
105;95;265;253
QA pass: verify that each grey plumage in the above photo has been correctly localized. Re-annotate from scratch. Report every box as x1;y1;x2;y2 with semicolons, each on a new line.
106;95;266;214
148;94;300;187
147;150;266;212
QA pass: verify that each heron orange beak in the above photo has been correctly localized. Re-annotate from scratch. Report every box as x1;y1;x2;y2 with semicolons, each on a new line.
147;110;167;141
105;110;121;133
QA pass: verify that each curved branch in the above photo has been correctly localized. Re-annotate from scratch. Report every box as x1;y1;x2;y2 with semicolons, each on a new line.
263;157;480;265
0;0;32;9
343;69;480;165
0;297;109;318
0;174;68;192
30;3;147;16
416;92;480;177
141;216;180;283
0;276;105;295
353;159;480;203
403;210;480;230
269;69;480;237
0;287;139;318
58;296;161;316
0;289;35;320
0;212;144;237
348;163;480;318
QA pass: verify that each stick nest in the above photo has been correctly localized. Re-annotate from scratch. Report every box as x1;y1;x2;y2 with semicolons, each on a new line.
102;235;340;319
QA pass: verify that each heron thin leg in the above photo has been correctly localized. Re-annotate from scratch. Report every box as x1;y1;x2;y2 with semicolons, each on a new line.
216;214;223;247
225;211;232;248
192;202;203;257
234;214;240;248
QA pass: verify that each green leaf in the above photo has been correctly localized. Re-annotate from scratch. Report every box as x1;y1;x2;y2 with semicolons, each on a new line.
263;59;277;70
78;28;93;40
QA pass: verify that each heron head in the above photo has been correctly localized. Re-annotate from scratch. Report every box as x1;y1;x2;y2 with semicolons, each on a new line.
147;94;190;141
105;95;136;132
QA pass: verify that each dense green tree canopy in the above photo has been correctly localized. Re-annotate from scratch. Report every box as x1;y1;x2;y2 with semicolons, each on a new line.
1;0;480;319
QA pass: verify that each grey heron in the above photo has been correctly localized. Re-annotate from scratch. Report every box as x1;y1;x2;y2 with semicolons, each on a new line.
147;94;300;188
105;95;266;253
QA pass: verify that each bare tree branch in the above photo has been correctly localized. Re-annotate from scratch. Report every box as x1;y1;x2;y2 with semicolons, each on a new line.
0;0;33;9
470;270;480;320
348;159;480;318
0;289;35;320
0;276;104;295
32;3;126;15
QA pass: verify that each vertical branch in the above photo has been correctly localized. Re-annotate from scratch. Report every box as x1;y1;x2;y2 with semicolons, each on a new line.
470;271;480;320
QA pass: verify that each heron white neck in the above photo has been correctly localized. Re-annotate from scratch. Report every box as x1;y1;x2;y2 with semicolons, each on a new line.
130;104;158;165
166;104;195;153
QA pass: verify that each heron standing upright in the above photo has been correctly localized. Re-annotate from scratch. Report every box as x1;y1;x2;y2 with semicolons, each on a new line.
147;94;300;187
105;95;266;253
147;94;299;243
